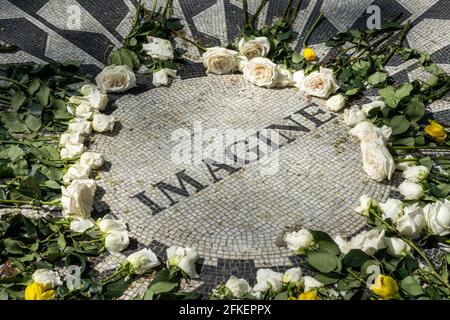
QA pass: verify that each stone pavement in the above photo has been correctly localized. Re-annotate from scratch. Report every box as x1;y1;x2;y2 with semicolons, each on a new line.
1;0;450;296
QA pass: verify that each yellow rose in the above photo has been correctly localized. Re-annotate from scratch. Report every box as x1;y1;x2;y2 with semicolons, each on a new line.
298;290;320;300
303;48;317;61
425;120;447;141
370;275;398;299
24;282;56;300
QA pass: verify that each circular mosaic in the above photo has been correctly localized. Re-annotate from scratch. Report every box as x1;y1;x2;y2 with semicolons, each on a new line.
91;75;393;266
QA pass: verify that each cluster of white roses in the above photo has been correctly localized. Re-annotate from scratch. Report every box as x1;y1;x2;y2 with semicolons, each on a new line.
342;100;395;182
397;162;429;200
354;190;450;240
212;267;323;300
202;37;341;98
142;36;178;86
58;76;136;254
61;83;113;223
120;245;199;279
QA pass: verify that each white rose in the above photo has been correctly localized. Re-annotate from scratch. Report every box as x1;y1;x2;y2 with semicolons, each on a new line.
253;269;283;294
60;132;84;147
61;183;93;218
238;36;270;60
349;229;386;256
105;231;130;253
350;122;392;144
143;36;174;60
326;94;346;112
403;166;429;182
60;143;86;159
283;267;302;284
283;229;314;252
292;70;305;89
152;68;177;86
166;246;199;278
69;179;97;194
69;218;95;233
67;119;92;135
379;198;404;221
95;65;136;93
92;113;115;133
354;195;379;216
225;276;252;298
274;65;293;87
32;269;62;290
126;248;160;274
344;108;366;127
424;199;450;236
299;67;338;98
80;84;108;111
62;164;91;184
385;237;410;257
395;203;426;239
399;181;424;200
80;151;104;170
98;214;127;234
360;138;395;182
303;276;323;292
333;235;351;254
73;103;94;120
69;84;108;111
243;57;278;87
361;100;385;115
202;47;239;75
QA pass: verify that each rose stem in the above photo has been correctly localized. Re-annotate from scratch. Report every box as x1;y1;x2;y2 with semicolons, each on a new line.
302;10;325;47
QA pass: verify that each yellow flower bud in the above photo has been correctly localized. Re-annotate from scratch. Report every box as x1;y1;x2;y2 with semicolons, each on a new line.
370;275;398;300
298;290;320;300
425;120;447;141
24;282;56;300
303;48;317;61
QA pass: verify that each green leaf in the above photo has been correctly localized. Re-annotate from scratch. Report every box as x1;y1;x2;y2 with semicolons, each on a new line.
44;180;60;190
390;115;410;135
36;85;50;106
24;114;42;132
4;239;23;254
307;251;340;273
10;91;26;110
400;276;424;296
405;98;425;122
368;71;388;86
148;281;178;294
57;232;66;251
274;292;289;300
104;278;129;298
292;52;303;64
109;48;140;70
345;88;359;96
395;83;414;100
51;97;72;120
379;86;396;107
342;249;371;268
8;145;25;161
28;79;41;95
19;176;41;199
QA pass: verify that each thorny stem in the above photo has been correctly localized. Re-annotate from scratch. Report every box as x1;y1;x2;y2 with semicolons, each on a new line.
0;199;62;207
250;0;270;28
242;0;249;26
0;75;27;89
303;11;325;47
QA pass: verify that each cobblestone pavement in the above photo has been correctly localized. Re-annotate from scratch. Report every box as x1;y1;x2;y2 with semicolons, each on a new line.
1;0;450;297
